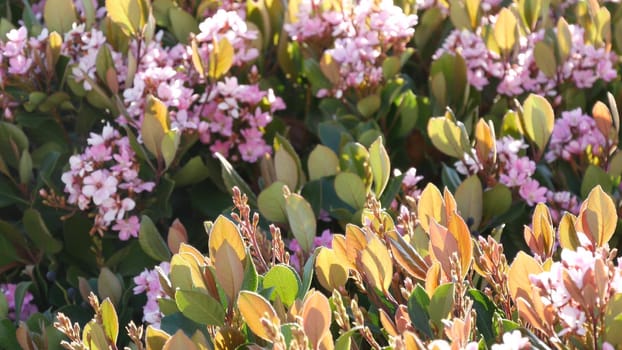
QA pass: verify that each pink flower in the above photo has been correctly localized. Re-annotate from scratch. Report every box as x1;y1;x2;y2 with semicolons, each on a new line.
519;179;547;206
82;170;118;205
112;215;140;240
133;262;171;328
0;283;38;321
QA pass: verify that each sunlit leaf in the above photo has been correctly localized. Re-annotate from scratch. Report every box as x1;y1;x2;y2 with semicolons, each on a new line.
237;291;280;341
301;291;331;349
494;8;518;52
522;94;554;151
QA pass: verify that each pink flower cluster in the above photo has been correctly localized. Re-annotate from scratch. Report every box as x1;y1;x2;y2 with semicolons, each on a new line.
0;26;49;119
285;0;418;97
121;34;195;132
545;108;606;162
0;283;38;321
194;9;260;67
546;191;581;224
529;238;622;339
62;23;125;91
197;76;285;162
61;123;155;240
133;262;170;328
496;137;548;206
288;229;333;271
435;22;617;97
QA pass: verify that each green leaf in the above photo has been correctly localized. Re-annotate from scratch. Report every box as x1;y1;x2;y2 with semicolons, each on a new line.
13;282;32;323
18;150;32;185
581;165;613;198
44;0;77;34
96;45;115;82
274;134;305;190
80;0;96;29
138;215;171;261
263;264;301;307
339;142;370;185
483;184;512;219
285;193;316;254
241;253;259;292
23;208;62;254
168;7;198;43
257;181;287;223
468;289;497;341
534;41;557;78
455;175;483;229
98;268;122;306
369;137;391;196
408;285;432;339
522;94;554;151
0;293;7;320
307;145;339;181
173;156;210;187
429;283;455;329
215;152;257;207
357;94;381;118
175;290;225;327
334;172;367;210
334;327;363;350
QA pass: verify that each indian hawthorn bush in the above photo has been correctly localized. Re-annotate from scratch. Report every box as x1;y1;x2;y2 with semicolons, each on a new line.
3;0;622;349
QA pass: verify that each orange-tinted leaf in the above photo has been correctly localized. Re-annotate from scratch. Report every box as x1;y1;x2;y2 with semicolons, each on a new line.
301;291;331;349
163;330;198;350
315;247;349;290
525;203;554;258
360;236;393;292
237;291;280;341
428;219;456;279
418;183;445;233
508;251;542;302
214;241;245;303
593;100;613;139
345;224;368;266
579;186;617;247
558;212;580;250
474;118;496;164
445;212;473;278
208;215;246;264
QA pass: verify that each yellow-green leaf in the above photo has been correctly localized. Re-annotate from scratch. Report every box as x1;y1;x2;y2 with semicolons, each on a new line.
334;172;367;209
308;145;340;180
142;95;170;159
285;193;316;253
208;38;234;79
82;321;108;350
427;114;471;159
556;18;572;63
146;325;170;350
558;212;580;251
455;175;483;230
315;247;348;291
100;298;119;344
534;41;557;78
369;137;391;196
44;0;77;34
237;291;280;341
494;8;518;52
522;94;554;150
258;181;288;222
105;0;147;36
275;147;299;191
168;7;198;44
170;253;207;293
